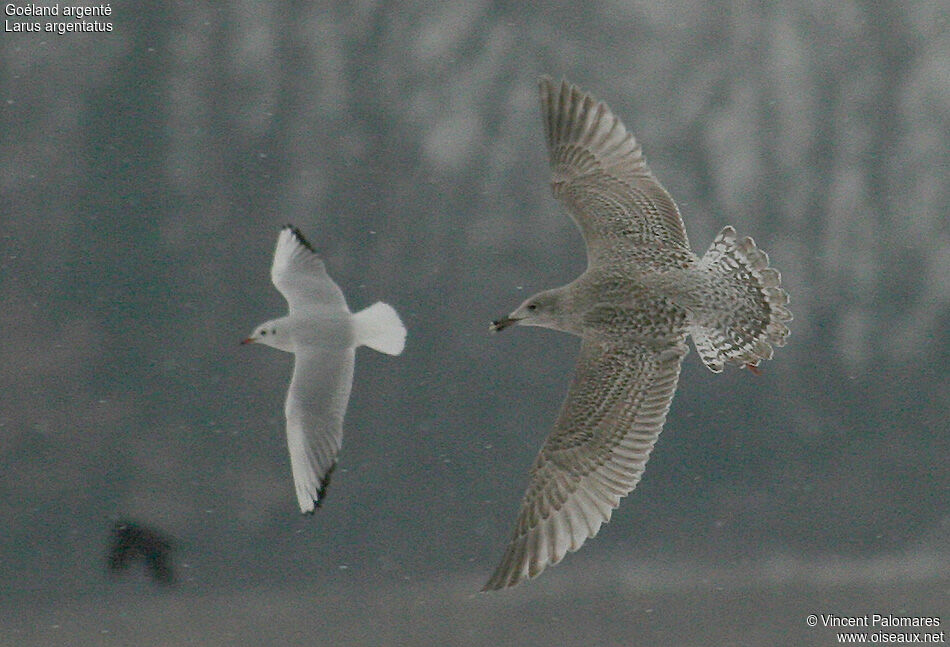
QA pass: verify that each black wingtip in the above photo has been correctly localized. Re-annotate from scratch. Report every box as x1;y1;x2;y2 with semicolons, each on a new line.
302;462;338;515
315;462;337;508
282;224;317;253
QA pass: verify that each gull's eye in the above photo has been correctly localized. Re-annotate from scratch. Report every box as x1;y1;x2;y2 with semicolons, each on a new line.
261;330;267;335
527;304;538;312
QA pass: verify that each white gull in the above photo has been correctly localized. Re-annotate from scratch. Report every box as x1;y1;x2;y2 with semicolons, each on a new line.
242;225;406;514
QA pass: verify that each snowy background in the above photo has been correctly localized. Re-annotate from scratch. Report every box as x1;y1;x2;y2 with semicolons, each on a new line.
1;1;947;644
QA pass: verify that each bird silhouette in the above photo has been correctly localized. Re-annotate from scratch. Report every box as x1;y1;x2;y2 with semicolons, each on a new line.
107;520;175;586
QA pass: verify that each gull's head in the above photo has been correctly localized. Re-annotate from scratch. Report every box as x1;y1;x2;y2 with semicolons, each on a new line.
241;319;291;351
490;289;565;333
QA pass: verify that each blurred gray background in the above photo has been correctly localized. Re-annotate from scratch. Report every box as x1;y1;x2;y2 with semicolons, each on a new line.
1;1;947;645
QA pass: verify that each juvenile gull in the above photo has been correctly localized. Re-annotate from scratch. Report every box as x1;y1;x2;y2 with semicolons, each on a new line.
242;225;406;514
483;77;791;590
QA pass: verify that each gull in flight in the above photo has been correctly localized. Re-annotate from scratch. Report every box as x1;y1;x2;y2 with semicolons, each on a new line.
484;77;792;590
243;225;406;514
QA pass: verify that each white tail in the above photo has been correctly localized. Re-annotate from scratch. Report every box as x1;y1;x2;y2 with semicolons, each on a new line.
353;302;406;355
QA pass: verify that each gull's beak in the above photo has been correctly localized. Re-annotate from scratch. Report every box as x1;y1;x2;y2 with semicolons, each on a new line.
240;337;256;346
489;316;519;332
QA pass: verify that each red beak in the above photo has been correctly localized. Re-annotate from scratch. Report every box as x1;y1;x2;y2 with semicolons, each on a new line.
240;338;255;345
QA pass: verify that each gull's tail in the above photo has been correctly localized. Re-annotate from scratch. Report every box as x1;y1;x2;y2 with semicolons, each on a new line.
353;302;407;356
690;226;792;372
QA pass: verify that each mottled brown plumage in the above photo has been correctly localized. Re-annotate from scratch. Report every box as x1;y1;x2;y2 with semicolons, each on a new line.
484;77;791;590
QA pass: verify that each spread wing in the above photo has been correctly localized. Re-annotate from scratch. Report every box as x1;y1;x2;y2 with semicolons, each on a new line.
285;347;355;513
271;225;348;313
539;77;690;265
483;338;688;590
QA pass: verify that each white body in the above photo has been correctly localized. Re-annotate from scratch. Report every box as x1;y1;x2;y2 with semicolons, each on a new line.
244;226;406;513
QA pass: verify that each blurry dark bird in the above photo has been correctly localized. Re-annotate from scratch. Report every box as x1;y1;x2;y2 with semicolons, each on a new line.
107;520;175;585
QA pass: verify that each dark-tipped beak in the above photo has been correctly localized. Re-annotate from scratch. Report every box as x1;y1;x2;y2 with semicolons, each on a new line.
489;316;518;332
240;337;256;346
